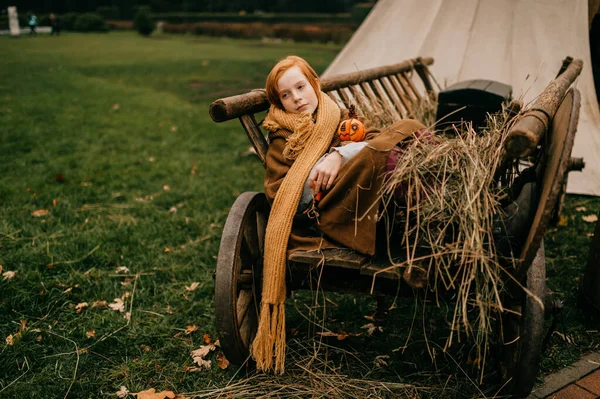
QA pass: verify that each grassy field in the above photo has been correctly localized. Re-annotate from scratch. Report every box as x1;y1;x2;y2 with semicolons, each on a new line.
0;31;599;398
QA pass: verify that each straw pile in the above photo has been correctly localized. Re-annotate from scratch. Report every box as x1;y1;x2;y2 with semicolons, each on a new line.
379;107;519;365
187;338;425;398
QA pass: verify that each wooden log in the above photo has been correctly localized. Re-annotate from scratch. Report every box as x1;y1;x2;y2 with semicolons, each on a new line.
583;211;600;313
209;57;434;123
504;59;583;158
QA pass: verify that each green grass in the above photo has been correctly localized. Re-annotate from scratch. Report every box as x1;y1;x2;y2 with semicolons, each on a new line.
0;31;599;398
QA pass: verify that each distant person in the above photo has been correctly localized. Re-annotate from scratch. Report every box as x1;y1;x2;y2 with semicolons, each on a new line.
49;13;56;35
28;13;37;35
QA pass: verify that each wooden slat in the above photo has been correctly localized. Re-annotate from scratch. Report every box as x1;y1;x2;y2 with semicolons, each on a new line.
389;74;415;116
348;84;373;116
289;248;369;269
239;114;268;167
399;71;423;102
370;80;402;121
414;58;437;100
381;76;406;118
336;88;352;109
360;261;402;280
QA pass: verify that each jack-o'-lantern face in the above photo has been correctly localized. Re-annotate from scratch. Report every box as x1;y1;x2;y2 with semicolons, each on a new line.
337;117;366;142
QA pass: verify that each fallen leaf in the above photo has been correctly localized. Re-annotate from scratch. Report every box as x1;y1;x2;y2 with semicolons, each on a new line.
203;333;211;344
201;60;209;66
185;325;199;335
32;209;50;217
183;365;203;373
141;344;151;352
191;344;216;367
122;292;132;300
115;266;130;274
169;207;178;213
36;335;42;342
163;185;170;191
52;198;57;206
75;302;88;313
583;214;598;223
19;320;27;332
0;265;2;274
170;126;177;132
316;331;350;340
557;215;569;226
121;278;133;287
213;339;220;347
116;386;129;398
216;352;229;369
361;323;383;336
6;334;14;345
86;330;95;338
112;104;120;110
374;355;389;368
134;388;176;399
3;270;16;280
124;312;131;321
185;282;200;292
109;298;125;312
587;233;595;237
91;300;108;309
576;206;587;212
164;247;171;253
148;157;156;163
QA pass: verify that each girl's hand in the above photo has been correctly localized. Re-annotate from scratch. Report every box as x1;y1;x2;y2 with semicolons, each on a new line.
309;151;343;194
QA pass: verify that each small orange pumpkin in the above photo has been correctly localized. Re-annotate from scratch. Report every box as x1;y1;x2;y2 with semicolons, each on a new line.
337;104;366;142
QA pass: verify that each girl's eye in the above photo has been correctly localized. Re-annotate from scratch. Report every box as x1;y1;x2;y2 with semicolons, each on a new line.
298;84;304;90
281;93;288;99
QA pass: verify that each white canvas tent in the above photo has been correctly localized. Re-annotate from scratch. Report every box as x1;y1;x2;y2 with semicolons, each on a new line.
324;0;600;196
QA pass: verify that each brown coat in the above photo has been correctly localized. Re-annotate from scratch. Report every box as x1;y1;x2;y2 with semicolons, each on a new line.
264;116;426;256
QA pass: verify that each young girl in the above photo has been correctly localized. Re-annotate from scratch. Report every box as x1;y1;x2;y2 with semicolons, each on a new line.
252;55;426;373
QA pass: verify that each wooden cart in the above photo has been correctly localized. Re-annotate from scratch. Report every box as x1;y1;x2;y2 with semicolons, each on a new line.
209;56;584;398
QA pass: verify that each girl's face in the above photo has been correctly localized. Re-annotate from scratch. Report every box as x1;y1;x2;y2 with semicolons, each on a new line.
277;66;319;115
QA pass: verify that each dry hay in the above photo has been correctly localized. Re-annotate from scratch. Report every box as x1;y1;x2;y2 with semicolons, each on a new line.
379;108;520;368
186;338;425;399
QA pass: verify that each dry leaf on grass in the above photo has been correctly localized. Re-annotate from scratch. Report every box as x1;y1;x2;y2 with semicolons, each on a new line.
191;345;215;360
86;330;95;338
185;325;198;335
374;355;389;368
116;386;129;398
185;282;199;292
203;333;211;344
583;214;599;223
576;206;588;212
163;185;170;191
109;298;125;312
32;209;50;217
316;331;352;341
6;334;14;346
112;104;120;111
558;215;569;226
3;270;16;280
75;302;88;313
0;265;3;274
134;388;176;399
216;352;229;369
361;323;383;336
115;266;130;274
92;300;108;309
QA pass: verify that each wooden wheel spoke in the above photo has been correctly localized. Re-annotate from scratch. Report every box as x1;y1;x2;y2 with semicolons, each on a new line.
242;211;261;260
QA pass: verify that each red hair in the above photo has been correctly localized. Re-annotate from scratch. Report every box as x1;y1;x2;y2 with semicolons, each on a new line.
265;55;320;110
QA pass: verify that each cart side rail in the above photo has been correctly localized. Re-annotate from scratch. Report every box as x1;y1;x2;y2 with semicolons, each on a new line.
209;57;436;168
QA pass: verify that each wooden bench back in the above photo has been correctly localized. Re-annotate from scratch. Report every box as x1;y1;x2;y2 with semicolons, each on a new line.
209;57;437;168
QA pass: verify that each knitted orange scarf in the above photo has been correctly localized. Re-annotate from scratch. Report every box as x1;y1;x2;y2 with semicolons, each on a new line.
252;91;340;373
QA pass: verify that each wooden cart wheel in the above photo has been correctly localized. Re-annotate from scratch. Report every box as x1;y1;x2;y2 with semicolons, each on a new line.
215;192;267;365
500;241;546;398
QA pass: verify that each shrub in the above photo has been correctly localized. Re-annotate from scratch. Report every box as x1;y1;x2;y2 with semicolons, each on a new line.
61;13;79;30
74;13;109;32
134;8;155;36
